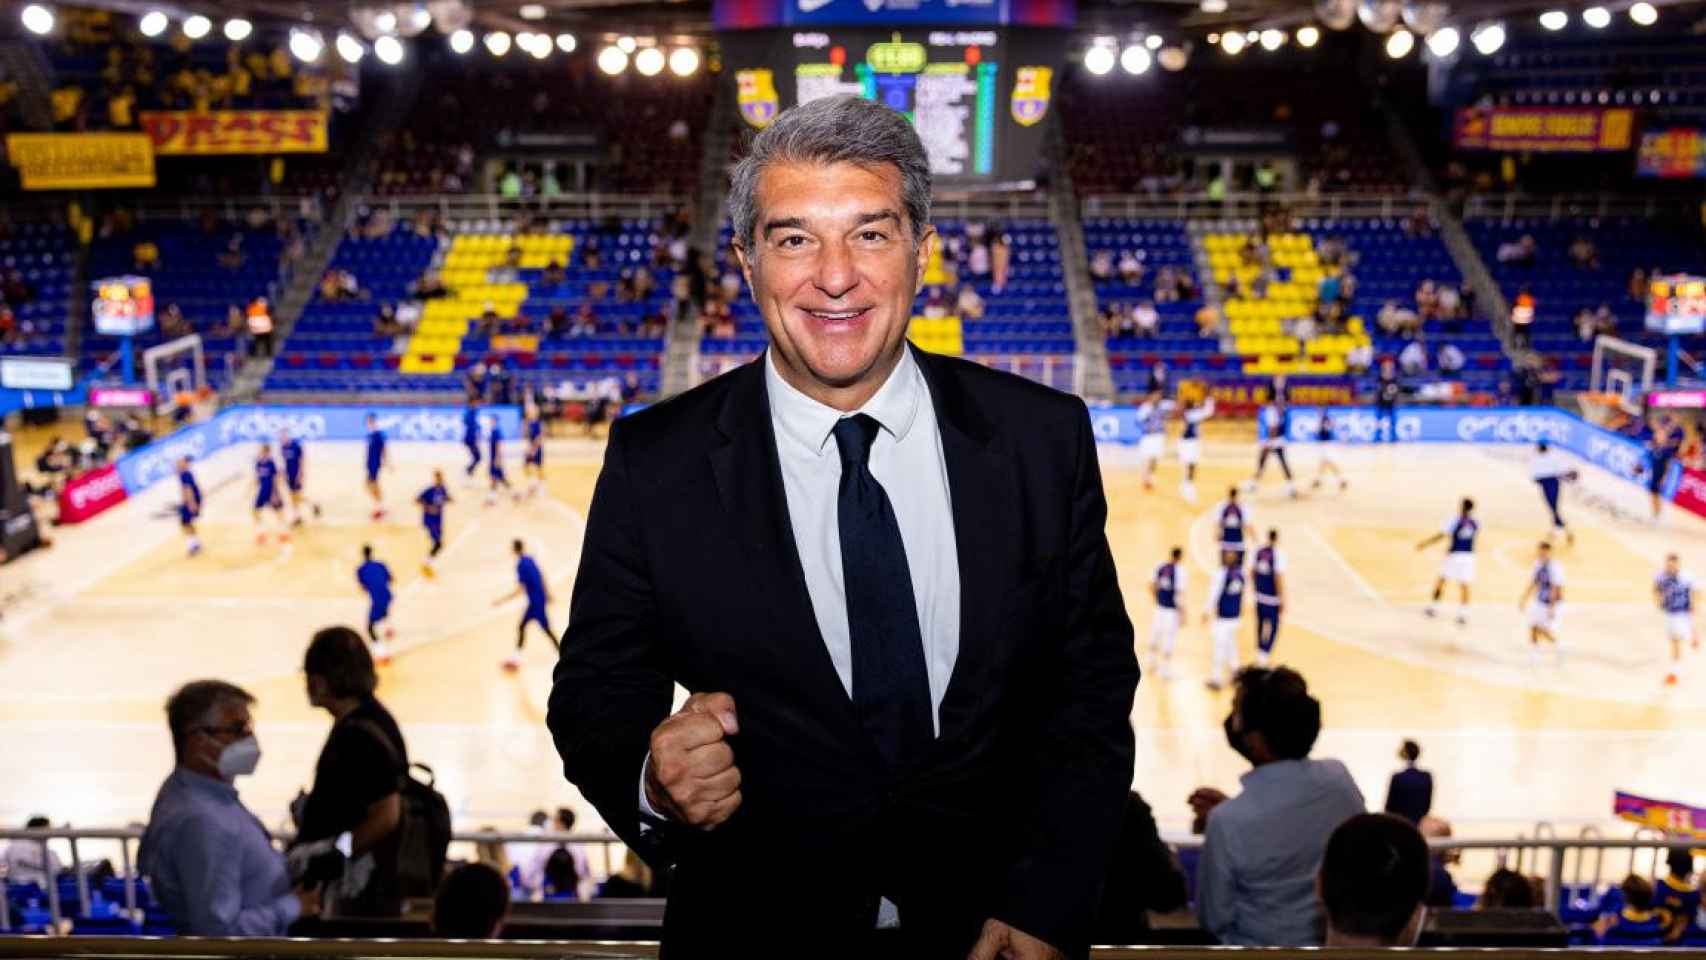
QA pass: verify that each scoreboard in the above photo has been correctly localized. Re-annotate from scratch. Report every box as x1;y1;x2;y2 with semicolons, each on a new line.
1646;273;1706;336
92;275;156;337
725;27;1066;187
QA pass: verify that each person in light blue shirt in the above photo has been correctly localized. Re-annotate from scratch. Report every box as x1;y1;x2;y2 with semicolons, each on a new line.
1189;666;1365;946
139;680;319;935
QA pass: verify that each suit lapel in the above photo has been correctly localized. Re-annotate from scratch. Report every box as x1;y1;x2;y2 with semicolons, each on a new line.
912;347;1018;745
708;355;862;728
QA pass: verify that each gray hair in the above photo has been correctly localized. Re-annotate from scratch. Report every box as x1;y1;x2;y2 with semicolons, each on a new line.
165;679;254;759
729;95;932;254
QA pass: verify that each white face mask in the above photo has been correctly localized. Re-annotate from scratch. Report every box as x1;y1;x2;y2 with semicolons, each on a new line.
217;735;262;779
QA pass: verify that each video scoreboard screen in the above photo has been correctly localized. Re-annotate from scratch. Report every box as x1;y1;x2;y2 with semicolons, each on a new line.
1646;273;1706;336
91;275;156;337
725;27;1066;187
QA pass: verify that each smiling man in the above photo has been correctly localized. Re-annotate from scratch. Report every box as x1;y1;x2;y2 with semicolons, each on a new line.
548;95;1138;959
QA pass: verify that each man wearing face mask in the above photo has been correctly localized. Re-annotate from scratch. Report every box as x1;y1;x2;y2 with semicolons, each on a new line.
139;680;320;935
1187;666;1364;946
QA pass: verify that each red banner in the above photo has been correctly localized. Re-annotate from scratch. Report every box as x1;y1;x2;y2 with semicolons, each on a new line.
1453;106;1634;153
57;465;128;524
1673;466;1706;522
138;110;329;156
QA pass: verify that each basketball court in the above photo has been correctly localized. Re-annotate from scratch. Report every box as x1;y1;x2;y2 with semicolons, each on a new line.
2;423;1702;848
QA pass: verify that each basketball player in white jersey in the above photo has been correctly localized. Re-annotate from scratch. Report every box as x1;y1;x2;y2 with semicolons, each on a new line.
1418;497;1479;625
1246;398;1297;498
1518;540;1566;662
1150;547;1186;680
1654;553;1698;687
1309;406;1349;494
1202;549;1247;691
1531;441;1577;547
1137;390;1169;492
1178;395;1214;504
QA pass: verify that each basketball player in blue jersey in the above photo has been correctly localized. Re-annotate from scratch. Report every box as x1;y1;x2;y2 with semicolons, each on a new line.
522;399;545;498
485;420;516;505
462;399;483;479
1202;549;1246;691
278;430;320;528
365;414;388;521
1530;440;1577;546
1309;406;1349;493
1418;498;1478;625
176;456;202;557
1178;395;1214;504
356;544;395;663
1646;418;1683;523
1149;547;1186;680
1518;540;1566;662
1654;553;1697;687
251;443;288;545
1212;486;1249;561
416;469;451;579
1250;529;1286;666
1136;390;1168;492
494;538;556;670
1247;398;1297;498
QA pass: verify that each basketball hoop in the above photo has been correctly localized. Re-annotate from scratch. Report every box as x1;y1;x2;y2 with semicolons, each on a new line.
1578;391;1629;429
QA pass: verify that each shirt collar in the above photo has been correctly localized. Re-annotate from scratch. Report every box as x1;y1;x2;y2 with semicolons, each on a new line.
172;766;239;801
1238;758;1305;790
764;347;922;458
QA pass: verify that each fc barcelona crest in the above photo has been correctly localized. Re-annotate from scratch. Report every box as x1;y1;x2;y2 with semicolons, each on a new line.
1010;66;1052;127
737;69;780;129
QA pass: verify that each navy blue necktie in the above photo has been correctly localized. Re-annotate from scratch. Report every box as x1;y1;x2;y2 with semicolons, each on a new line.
833;414;934;773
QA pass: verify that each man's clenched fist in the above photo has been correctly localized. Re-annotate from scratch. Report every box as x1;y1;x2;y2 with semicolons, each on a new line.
645;692;742;830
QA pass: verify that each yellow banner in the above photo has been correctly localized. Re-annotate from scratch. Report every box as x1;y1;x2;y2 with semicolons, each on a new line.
4;133;155;190
490;334;540;354
139;110;328;155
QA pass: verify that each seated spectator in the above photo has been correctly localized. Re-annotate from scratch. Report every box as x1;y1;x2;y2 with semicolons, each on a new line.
1093;790;1190;943
703;297;734;339
133;240;160;272
633;266;656;301
1575;307;1599;343
1592;302;1616;336
967;239;991;277
615;271;637;304
580;237;602;270
1195;303;1223;337
293;627;408;917
1457;281;1476;320
1318;814;1429;947
412;271;450;300
571;303;599;338
139;680;319;935
1415;279;1439;320
1419;816;1459;907
540;260;566;287
374;303;402;338
500;167;523;198
1568;235;1600;270
1511;288;1536;347
0;305;18;346
599;849;661;898
1118;250;1144;286
1438;343;1465;377
1318;235;1346;267
1478;868;1538;909
1399;339;1428;376
1378;301;1422;339
1346;342;1374;375
1658;848;1699;943
431;863;509;939
1;815;64;886
1090;249;1114;281
1596;875;1667;945
1289;313;1317;344
1436;283;1461;324
922;285;949;319
1497;234;1538;266
1154;266;1180;304
1629;268;1649;302
477;303;500;338
1404;205;1433;238
719;269;743;304
160;303;192;338
955;284;984;320
1318;271;1343;308
218;235;244;272
546;306;570;339
1191;667;1364;946
1132;300;1160;338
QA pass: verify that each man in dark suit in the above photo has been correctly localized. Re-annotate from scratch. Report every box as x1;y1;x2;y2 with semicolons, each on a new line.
1383;739;1433;824
547;95;1140;959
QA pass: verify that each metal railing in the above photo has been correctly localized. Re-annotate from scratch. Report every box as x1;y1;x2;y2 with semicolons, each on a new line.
355;195;686;225
1456;193;1687;224
1080;192;1424;223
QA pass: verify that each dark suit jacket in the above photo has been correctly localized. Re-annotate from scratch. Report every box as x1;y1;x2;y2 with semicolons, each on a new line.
547;347;1140;958
1384;766;1434;824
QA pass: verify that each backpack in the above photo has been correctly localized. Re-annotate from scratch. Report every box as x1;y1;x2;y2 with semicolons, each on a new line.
395;761;452;899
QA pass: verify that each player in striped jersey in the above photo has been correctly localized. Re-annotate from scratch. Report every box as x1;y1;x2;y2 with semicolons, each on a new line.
1150;547;1186;680
1178;395;1214;504
1417;498;1478;625
1518;540;1566;662
1654;553;1697;686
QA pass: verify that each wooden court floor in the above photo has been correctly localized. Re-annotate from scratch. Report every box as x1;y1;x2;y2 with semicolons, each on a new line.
2;422;1702;848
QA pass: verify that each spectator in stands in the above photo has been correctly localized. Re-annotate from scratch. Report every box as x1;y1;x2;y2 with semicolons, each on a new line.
541;260;566;288
1318;235;1346;268
1154;266;1181;304
431;863;509;939
1196;303;1223;338
218;235;245;273
545;306;570;339
571;304;599;338
412;271;449;300
1191;666;1364;946
1568;235;1600;271
1629;268;1648;303
3;270;31;307
1317;814;1429;947
1438;343;1465;378
1090;250;1114;282
1575;307;1599;343
1592;303;1616;336
922;286;949;319
955;284;984;320
473;826;512;884
160;303;191;338
1399;339;1427;377
1497;234;1538;267
1478;868;1538;909
1415;279;1439;321
294;626;407;917
719;268;743;305
1319;270;1343;310
1093;790;1190;943
1378;301;1421;339
1;815;63;886
0;305;17;347
1511;288;1536;348
1346;342;1374;375
580;237;602;270
1118;250;1144;286
500;167;523;198
1597;876;1668;944
1419;816;1459;908
139;680;320;935
968;236;990;277
132;240;159;272
1436;283;1462;328
374;304;402;338
1404;206;1433;239
1132;300;1161;338
598;850;659;899
477;303;501;339
1659;849;1699;943
1456;281;1476;321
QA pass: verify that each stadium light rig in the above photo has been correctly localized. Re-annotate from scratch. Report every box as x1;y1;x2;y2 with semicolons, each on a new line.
1384;27;1414;58
1120;44;1152;74
1538;9;1568;30
598;44;628;74
375;34;405;64
1144;34;1163;50
138;10;168;36
224;18;252;42
1219;30;1245;54
289;27;325;62
1200;0;1228;12
1470;20;1505;55
1083;42;1115;74
484;31;511;55
556;33;577;53
617;35;637;53
1296;24;1321;47
1582;5;1610;28
1424;25;1458;58
634;46;665;75
1259;28;1285;51
21;3;54;35
449;28;474;54
182;14;210;39
1629;1;1657;25
336;31;366;63
669;46;700;76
